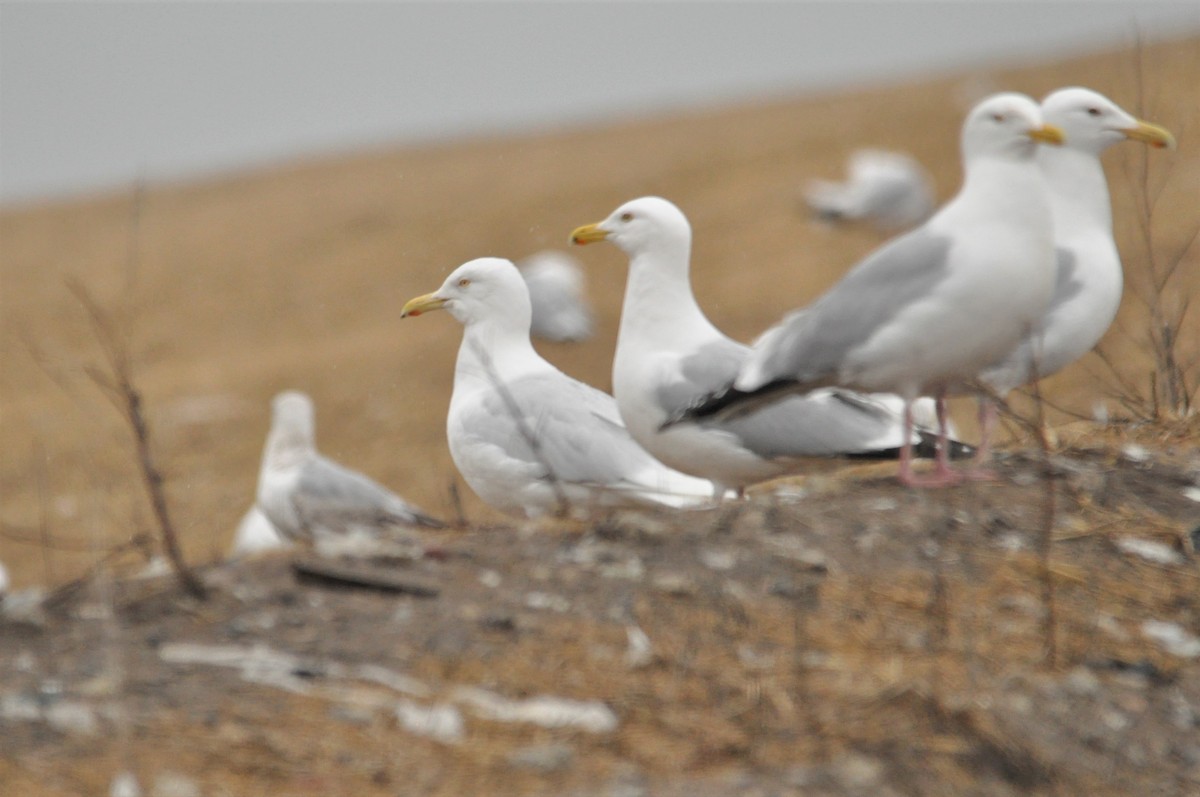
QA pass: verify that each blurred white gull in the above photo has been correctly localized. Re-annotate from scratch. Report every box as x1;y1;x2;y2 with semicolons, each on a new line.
518;250;595;343
401;257;714;516
229;506;290;557
979;87;1175;393
680;94;1065;487
256;392;443;550
570;196;969;498
804;148;935;231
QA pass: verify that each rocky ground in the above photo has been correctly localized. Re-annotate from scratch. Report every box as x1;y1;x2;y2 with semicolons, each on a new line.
2;424;1198;797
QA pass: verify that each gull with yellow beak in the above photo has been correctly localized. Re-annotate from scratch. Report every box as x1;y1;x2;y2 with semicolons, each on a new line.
402;257;715;517
676;93;1066;487
977;87;1175;399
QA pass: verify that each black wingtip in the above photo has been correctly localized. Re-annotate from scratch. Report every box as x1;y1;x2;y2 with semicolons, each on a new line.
844;433;976;463
661;379;804;432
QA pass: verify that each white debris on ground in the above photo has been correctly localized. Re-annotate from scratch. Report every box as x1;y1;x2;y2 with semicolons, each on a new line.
1116;537;1185;566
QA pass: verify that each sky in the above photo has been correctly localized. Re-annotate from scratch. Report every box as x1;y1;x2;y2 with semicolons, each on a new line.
1;2;1198;205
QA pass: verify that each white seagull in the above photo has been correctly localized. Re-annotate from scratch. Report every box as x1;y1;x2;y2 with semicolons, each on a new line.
401;257;715;516
680;93;1065;487
256;391;444;547
569;196;968;497
518;250;596;343
978;87;1175;393
804;148;935;231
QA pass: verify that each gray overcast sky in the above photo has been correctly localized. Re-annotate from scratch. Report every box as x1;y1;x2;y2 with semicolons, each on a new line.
1;2;1197;205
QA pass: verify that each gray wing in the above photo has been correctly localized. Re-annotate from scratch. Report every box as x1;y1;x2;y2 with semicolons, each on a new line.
293;457;443;530
654;338;750;416
656;338;910;457
750;230;953;386
469;373;659;487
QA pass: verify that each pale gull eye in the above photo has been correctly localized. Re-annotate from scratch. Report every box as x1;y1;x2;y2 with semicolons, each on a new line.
620;212;634;222
458;278;471;288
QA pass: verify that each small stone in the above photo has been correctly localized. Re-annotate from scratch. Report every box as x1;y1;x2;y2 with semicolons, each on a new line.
1121;444;1150;463
524;591;570;613
151;772;201;797
832;752;884;789
395;701;464;745
1141;620;1200;658
1063;666;1100;696
1116;537;1184;566
45;701;99;736
507;742;574;773
651;572;695;596
479;569;502;588
700;548;736;571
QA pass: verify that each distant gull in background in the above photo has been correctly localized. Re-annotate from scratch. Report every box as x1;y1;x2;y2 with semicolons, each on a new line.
680;93;1065;487
256;391;444;553
570;196;969;498
518;250;596;343
979;87;1175;394
803;148;935;232
401;257;714;517
229;506;290;557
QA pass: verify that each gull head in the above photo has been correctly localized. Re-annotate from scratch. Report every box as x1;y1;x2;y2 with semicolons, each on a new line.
401;257;532;329
267;390;316;458
962;92;1064;160
570;196;690;258
1042;87;1175;155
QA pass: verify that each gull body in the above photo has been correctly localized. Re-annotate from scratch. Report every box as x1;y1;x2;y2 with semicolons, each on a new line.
684;93;1065;486
980;87;1175;392
256;391;443;545
804;148;935;231
402;257;714;516
570;197;963;496
518;250;595;343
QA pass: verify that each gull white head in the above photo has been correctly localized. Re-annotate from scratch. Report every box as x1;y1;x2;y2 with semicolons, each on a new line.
961;92;1064;161
570;196;691;260
401;257;533;331
1041;87;1175;155
264;390;316;469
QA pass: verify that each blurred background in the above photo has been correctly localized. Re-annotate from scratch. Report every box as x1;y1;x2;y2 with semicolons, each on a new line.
3;2;1198;205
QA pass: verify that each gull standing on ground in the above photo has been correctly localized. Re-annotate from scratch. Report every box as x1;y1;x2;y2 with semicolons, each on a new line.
569;197;968;498
803;148;935;232
256;391;444;550
978;87;1175;394
401;257;714;516
518;250;596;343
679;93;1065;487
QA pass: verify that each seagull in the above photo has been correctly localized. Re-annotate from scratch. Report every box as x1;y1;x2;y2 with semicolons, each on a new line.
401;257;715;516
255;391;444;549
229;506;290;557
677;93;1065;487
978;87;1175;394
804;148;935;231
569;196;969;497
518;250;595;343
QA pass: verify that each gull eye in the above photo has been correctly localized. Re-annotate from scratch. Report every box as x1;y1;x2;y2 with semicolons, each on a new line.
619;212;634;222
1086;107;1101;117
457;278;471;288
991;112;1006;123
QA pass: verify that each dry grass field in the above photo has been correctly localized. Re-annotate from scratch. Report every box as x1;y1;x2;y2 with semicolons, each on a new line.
0;37;1198;797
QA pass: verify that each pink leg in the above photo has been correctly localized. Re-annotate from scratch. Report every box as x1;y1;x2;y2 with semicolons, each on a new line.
963;397;999;481
897;395;963;488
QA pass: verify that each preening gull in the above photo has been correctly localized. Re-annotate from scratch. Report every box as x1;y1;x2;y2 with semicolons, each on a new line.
979;87;1175;393
569;196;969;497
804;148;935;231
518;250;595;343
400;257;714;517
256;391;444;548
680;93;1065;487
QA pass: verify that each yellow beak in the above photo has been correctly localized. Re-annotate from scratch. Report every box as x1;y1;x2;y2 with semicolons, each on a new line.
1027;124;1066;145
400;292;448;318
570;222;609;246
1123;119;1176;150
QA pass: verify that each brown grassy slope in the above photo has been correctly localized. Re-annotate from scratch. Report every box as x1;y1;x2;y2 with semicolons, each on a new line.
1;38;1197;587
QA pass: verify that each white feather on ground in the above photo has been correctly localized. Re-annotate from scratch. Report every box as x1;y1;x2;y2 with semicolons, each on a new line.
402;257;716;517
518;250;595;343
